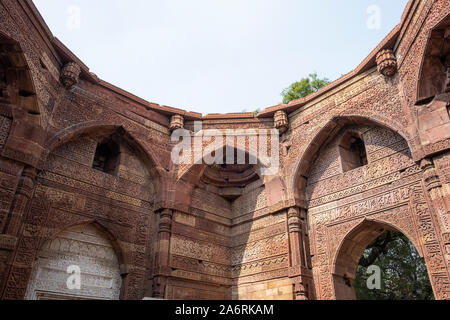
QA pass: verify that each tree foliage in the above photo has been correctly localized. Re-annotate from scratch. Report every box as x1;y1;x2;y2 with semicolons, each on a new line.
281;73;330;104
354;231;434;300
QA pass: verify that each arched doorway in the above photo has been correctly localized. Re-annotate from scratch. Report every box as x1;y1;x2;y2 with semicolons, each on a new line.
333;220;434;300
25;224;122;300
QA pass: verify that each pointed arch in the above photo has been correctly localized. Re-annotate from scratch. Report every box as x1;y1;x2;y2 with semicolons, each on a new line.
41;219;127;270
290;114;414;202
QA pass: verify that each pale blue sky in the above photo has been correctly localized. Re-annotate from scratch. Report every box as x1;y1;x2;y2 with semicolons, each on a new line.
33;0;409;115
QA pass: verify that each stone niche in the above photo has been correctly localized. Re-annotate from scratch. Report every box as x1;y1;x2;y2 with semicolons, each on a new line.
376;49;398;76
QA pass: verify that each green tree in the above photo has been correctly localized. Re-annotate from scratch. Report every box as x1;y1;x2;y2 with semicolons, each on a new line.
281;73;330;104
354;231;434;300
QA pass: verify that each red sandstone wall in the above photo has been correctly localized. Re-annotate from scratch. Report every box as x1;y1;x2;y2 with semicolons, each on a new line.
0;0;449;300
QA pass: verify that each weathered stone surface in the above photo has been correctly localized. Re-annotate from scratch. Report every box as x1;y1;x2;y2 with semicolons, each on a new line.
0;0;449;300
376;49;398;76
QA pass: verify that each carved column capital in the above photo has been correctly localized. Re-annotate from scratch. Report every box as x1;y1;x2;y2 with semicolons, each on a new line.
420;158;442;192
376;49;398;76
274;110;289;134
170;114;184;132
60;62;81;89
157;208;173;234
3;165;39;235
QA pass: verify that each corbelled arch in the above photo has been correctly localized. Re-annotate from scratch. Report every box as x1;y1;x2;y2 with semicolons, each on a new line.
176;143;268;183
289;114;415;203
39;219;128;270
165;140;288;300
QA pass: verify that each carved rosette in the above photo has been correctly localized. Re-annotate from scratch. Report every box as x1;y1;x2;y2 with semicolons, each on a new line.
376;49;398;76
170;114;184;132
60;62;81;89
274;110;289;134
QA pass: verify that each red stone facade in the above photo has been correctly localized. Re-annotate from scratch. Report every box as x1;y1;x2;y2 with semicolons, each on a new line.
0;0;449;300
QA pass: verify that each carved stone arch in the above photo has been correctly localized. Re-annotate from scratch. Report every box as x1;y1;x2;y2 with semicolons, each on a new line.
44;122;165;205
0;32;40;117
41;219;128;272
331;218;430;300
290;114;414;203
25;222;124;300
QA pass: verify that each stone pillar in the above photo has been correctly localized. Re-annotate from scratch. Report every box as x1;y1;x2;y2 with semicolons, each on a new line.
152;208;173;299
2;166;37;236
287;206;313;300
420;159;450;267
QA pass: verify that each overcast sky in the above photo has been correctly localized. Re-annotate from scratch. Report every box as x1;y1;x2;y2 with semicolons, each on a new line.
33;0;409;115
